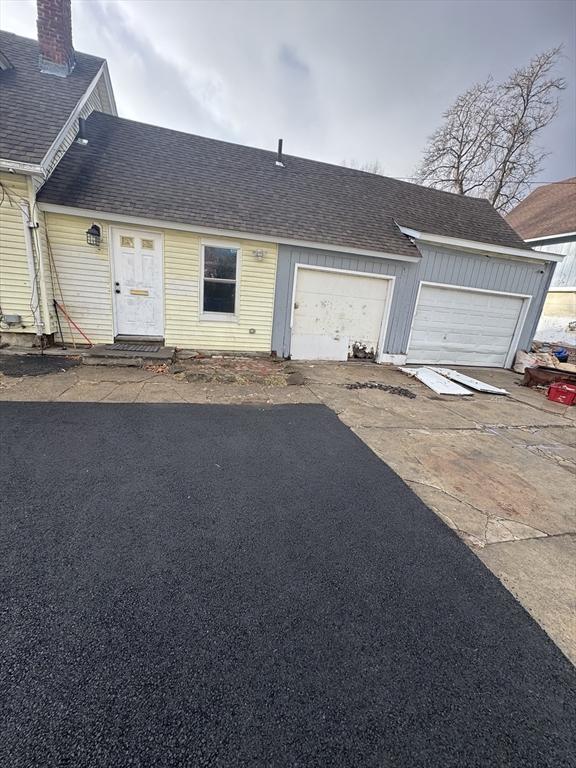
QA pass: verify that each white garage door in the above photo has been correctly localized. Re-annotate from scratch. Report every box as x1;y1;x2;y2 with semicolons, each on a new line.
407;284;526;367
291;268;391;361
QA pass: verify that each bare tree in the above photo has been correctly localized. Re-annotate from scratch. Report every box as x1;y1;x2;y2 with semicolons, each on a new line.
342;158;386;175
416;47;566;212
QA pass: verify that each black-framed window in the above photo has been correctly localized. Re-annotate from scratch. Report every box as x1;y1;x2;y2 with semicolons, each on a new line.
202;246;238;314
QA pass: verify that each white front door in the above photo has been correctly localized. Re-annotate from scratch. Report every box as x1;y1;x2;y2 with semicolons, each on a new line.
291;267;391;361
407;284;526;367
112;229;164;338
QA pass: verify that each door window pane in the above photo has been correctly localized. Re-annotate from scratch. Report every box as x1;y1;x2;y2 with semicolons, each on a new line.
203;281;236;314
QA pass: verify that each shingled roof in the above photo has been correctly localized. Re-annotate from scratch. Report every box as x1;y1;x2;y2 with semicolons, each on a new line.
0;31;105;165
507;178;576;241
39;111;529;257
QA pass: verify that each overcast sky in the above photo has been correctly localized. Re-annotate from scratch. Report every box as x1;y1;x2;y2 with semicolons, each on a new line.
2;0;575;185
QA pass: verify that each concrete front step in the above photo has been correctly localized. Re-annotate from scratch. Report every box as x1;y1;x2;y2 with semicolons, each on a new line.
83;344;176;367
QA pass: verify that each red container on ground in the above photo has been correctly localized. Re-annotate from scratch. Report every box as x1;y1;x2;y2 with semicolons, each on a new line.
547;381;576;405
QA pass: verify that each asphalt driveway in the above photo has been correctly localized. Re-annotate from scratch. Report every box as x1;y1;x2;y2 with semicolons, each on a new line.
1;402;575;767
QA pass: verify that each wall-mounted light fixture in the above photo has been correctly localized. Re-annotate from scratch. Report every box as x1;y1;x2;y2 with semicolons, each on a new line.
253;249;265;261
86;223;101;246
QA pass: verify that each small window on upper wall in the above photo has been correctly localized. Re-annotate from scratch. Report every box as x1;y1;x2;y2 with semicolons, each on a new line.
203;245;238;315
120;235;134;248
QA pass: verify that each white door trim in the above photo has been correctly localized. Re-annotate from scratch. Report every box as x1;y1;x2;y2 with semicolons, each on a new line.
289;263;396;362
110;226;165;339
406;281;533;369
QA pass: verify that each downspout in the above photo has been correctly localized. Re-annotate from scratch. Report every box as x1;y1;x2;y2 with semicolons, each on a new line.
26;176;52;336
18;197;44;337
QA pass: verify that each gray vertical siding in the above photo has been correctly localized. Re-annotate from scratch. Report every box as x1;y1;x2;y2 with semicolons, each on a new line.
271;246;413;357
272;243;554;359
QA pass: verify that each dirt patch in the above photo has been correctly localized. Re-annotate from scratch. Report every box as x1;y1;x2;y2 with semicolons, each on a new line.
172;356;288;386
345;381;416;398
0;355;80;378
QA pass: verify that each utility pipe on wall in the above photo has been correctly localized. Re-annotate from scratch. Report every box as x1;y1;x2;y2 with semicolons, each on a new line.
18;198;44;336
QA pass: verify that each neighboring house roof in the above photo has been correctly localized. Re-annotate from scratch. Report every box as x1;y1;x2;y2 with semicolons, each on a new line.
39;112;528;258
507;178;576;241
0;30;105;165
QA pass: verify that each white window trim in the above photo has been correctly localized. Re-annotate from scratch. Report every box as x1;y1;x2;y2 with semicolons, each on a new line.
405;280;532;369
199;241;241;322
289;263;397;363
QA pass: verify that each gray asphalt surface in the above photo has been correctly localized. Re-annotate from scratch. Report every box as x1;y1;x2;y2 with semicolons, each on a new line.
0;354;79;377
1;402;575;767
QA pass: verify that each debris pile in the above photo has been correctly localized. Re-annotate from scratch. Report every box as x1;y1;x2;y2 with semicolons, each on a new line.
143;362;170;375
346;382;416;398
514;349;576;390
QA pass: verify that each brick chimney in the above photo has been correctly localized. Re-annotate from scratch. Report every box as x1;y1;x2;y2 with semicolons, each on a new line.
37;0;75;76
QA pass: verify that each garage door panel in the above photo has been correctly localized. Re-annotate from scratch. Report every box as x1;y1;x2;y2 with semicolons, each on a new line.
407;285;525;367
291;269;390;361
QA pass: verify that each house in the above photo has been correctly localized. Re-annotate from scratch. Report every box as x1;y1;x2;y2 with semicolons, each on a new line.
0;1;564;368
507;179;576;347
0;1;115;345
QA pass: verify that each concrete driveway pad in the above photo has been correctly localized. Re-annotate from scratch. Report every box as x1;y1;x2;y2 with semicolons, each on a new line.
355;427;575;537
311;383;477;429
478;535;576;664
441;395;570;428
2;402;575;768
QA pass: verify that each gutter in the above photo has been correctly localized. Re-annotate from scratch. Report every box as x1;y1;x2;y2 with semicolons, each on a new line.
526;231;576;242
0;159;45;177
396;224;565;263
38;202;422;263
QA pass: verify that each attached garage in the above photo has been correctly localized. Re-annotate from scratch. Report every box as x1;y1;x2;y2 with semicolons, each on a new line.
407;284;529;367
290;266;394;361
272;237;560;368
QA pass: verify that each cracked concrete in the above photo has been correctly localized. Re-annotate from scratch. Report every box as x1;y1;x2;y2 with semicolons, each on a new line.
1;356;574;662
293;361;576;663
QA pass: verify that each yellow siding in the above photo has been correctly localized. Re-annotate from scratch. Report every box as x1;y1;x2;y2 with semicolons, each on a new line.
44;213;113;344
164;229;277;351
44;212;278;351
0;172;35;333
542;290;576;318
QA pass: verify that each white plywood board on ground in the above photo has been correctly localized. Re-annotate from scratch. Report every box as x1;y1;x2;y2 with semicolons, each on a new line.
429;368;509;395
399;367;473;395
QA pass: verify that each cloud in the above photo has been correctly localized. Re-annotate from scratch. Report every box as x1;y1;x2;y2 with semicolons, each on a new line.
278;44;310;77
75;0;238;140
1;0;574;182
